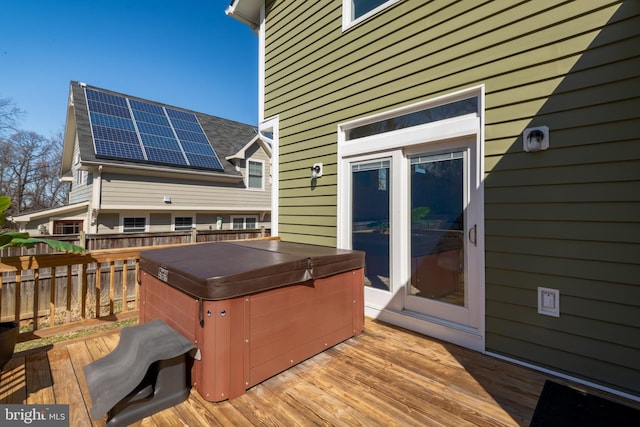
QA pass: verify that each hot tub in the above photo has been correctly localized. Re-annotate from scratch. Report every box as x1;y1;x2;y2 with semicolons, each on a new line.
139;240;365;402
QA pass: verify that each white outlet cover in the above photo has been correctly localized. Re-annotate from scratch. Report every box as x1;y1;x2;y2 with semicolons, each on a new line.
538;287;560;317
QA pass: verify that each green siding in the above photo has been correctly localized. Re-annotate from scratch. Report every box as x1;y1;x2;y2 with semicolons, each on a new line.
263;0;640;396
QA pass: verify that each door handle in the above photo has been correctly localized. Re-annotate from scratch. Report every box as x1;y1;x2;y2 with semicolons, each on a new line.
468;224;477;246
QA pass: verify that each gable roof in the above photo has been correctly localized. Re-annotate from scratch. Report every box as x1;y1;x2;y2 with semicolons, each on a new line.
62;81;259;180
225;134;271;161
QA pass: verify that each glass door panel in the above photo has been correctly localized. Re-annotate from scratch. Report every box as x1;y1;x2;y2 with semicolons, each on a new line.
409;152;465;306
351;159;391;291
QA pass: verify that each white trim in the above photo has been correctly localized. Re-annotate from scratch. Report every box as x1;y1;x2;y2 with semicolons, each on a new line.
402;142;480;329
120;213;149;233
338;86;485;352
343;87;481;131
12;202;90;222
342;115;480;158
247;159;265;191
225;0;261;31
367;309;485;352
225;134;272;161
50;216;87;235
79;161;244;183
342;0;401;32
485;351;640;404
259;115;279;236
90;167;102;233
99;205;270;212
230;214;259;230
258;3;266;123
171;213;195;231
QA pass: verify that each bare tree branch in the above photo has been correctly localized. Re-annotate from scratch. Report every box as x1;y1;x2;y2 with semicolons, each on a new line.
0;96;24;136
1;130;68;215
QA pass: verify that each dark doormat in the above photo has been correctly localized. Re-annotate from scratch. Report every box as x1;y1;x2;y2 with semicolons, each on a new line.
530;380;640;427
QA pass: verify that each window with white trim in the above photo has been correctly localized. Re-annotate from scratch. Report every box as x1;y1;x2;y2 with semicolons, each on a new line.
248;160;264;189
54;220;83;235
174;216;193;231
75;169;87;185
231;216;258;230
123;217;146;233
343;0;400;30
346;97;478;140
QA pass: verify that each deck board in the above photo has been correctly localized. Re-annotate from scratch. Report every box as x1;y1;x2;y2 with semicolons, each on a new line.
49;346;94;427
25;351;54;404
2;317;639;426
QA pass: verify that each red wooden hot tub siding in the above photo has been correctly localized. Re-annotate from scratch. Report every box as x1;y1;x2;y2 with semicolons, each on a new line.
139;268;365;402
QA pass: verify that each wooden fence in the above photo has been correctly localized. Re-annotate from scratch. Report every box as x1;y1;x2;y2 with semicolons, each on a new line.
0;232;273;342
0;228;270;257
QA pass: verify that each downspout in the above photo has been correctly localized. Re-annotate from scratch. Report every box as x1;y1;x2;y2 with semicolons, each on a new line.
258;2;266;123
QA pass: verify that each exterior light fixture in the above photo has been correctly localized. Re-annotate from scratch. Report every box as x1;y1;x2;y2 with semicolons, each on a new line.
163;195;172;203
311;163;323;179
523;126;549;152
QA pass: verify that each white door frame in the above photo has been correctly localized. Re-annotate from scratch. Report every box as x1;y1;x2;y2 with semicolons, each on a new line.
337;86;485;352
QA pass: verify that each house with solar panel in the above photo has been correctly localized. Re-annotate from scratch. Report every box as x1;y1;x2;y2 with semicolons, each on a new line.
14;81;271;236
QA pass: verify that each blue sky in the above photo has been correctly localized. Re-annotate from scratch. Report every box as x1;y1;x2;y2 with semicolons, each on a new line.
0;0;258;137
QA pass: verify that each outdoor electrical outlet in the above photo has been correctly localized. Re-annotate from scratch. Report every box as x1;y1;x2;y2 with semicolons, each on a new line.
538;287;560;317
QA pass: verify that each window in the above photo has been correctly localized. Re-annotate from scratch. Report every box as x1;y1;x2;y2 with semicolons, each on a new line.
248;160;264;189
232;216;258;230
343;0;400;30
346;97;478;140
75;169;87;185
123;217;146;233
53;220;83;234
174;216;193;231
352;0;389;19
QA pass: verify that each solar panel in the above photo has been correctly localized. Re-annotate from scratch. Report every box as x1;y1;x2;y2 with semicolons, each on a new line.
84;88;224;171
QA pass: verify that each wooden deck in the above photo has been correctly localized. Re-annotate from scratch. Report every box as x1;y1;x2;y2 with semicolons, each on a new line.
2;317;638;426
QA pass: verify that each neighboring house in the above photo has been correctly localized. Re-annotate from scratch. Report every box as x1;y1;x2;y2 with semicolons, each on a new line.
227;1;640;400
14;81;271;235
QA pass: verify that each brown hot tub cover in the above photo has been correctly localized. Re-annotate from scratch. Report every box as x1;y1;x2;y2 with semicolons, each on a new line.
139;240;365;300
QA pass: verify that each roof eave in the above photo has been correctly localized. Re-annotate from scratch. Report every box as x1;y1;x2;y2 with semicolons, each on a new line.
226;134;271;161
12;201;90;222
225;0;261;32
82;160;245;184
60;84;78;175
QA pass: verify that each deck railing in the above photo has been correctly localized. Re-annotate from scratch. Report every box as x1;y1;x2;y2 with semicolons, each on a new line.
0;246;149;341
0;238;277;342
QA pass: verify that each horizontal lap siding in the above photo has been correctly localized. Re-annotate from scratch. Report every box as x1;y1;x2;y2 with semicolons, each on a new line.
69;143;92;204
481;1;640;395
264;0;640;395
265;0;341;245
101;173;271;209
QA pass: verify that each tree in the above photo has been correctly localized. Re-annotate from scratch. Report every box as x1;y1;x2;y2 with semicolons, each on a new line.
0;96;23;136
0;196;83;252
0;97;68;217
0;130;68;216
42;131;69;208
